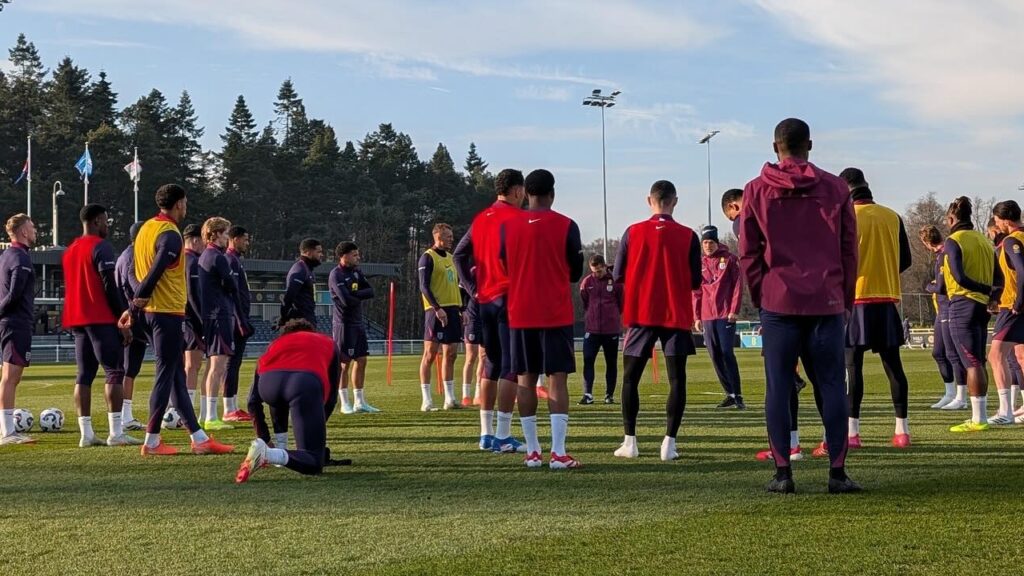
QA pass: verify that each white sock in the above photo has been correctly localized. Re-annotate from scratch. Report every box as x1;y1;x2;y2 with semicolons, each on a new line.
550;413;568;456
0;409;13;437
121;399;134;422
496;411;513;439
998;388;1011;417
462;382;472;400
420;384;432;406
474;382;480;399
536;381;544;390
895;417;909;435
480;410;495;436
108;413;123;437
267;447;289;466
444;381;455;404
205;397;219;421
955;384;968;403
198;395;207;421
274;432;288;449
144;432;161;448
1012;385;1020;412
339;388;352;410
790;430;800;447
971;396;987;424
190;429;209;443
79;416;95;440
520;415;541;454
848;417;860;437
354;388;366;406
225;396;237;414
621;435;637;447
942;382;955;398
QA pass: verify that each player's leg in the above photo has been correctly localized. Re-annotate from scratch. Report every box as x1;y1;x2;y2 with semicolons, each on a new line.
143;314;181;453
878;346;911;443
760;312;800;492
939;316;968;410
73;328;105;447
351;353;378;413
705;320;733;406
616;327;654;458
202;319;234;429
603;334;619;403
419;339;439;412
1014;345;1024;422
0;324;32;444
440;307;461;409
223;332;251;421
281;373;328;475
492;303;522;452
88;324;136;446
949;300;990;431
931;316;956;408
184;349;203;419
844;346;865;446
543;327;578;469
476;303;502;449
662;329;695;461
122;337;147;430
516;365;542;466
580;333;599;404
1008;353;1023;417
461;342;479;406
719;320;744;409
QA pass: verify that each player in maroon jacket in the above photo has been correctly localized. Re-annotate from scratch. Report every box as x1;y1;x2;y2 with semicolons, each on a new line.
613;180;702;461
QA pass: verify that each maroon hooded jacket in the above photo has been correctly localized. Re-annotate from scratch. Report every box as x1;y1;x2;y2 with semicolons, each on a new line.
738;158;857;316
580;270;622;335
693;246;742;322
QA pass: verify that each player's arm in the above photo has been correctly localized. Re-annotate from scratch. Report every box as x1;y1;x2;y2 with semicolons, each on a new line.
1005;238;1024;313
839;193;859;311
897;217;912;274
0;259;27;315
566;221;584;283
94;243;128;317
737;185;766;309
418;253;441;310
135;230;182;302
453;228;477;297
330;269;357;308
943;239;991;294
728;254;743;319
692;265;703;324
354;273;375;300
247;373;271;443
579;277;590;311
280;264;304;319
688;234;702;291
612;229;628;283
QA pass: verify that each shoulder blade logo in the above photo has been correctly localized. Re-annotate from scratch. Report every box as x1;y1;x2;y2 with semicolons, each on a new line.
528;218;542;224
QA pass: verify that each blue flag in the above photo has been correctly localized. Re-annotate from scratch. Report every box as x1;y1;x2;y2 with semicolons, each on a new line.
75;148;93;179
12;160;28;185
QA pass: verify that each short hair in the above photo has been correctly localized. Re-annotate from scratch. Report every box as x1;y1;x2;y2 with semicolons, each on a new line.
228;225;249;239
432;223;452;235
281;318;316;335
773;118;811;153
129;222;144;242
839;167;868;190
300;238;322;253
79;203;107;223
918;225;942;246
155;184;186;210
5;213;31;237
993;200;1022;222
721;188;743;210
202;217;231;243
335;241;358;260
495;169;524;197
182;224;201;239
947;196;973;224
649;180;676;203
589;254;606;267
987;216;997;230
525;169;555;197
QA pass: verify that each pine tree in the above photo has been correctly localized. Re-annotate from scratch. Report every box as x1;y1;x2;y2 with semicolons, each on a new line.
464;142;487;176
83;70;118;129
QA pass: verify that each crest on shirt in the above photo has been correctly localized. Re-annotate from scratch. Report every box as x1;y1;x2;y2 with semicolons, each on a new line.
1015;244;1021;254
718;257;727;270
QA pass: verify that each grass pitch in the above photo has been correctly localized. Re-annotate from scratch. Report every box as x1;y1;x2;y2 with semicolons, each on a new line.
2;350;1023;575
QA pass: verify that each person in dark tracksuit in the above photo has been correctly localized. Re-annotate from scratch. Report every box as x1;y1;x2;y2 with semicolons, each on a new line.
985;202;1024;425
943;197;997;433
613;180;702;463
279;238;323;327
578;254;622;406
328;242;379;414
62;204;138;448
224;226;255;422
181;224;207;423
236;319;344;483
0;213;37;445
920;225;968;410
693;225;745;410
739;118;860;494
116;222;148;431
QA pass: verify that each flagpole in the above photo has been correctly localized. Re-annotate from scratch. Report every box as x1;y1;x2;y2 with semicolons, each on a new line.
83;141;90;205
133;147;139;222
26;135;32;218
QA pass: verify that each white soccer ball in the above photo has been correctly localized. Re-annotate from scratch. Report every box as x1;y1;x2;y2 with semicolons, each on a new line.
38;408;64;432
12;408;34;433
162;408;184;430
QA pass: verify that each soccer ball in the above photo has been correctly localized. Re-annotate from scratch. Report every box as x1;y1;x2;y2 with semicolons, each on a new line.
12;408;34;433
162;408;184;430
39;408;64;432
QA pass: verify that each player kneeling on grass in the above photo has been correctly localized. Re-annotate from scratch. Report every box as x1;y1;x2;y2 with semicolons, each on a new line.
237;319;345;482
61;204;140;448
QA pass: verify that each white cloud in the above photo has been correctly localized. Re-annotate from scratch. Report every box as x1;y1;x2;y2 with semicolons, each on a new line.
756;0;1024;123
611;103;756;143
64;38;152;49
515;85;572;102
467;125;601;143
360;54;438;82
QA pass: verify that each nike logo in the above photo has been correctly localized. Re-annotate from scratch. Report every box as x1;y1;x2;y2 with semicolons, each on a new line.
656;225;666;230
528;219;542;224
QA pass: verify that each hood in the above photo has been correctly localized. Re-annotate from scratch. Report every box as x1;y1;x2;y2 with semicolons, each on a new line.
760;158;821;192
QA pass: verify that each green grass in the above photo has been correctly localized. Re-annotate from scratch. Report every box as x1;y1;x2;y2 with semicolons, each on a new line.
3;350;1024;575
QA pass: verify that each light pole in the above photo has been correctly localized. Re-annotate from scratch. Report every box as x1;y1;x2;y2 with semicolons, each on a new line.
52;181;65;248
698;130;720;227
583;88;620;262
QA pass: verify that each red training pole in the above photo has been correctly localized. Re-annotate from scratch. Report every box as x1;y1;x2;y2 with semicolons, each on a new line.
386;281;395;386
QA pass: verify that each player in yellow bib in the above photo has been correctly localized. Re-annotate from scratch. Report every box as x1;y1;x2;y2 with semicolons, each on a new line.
417;223;464;411
987;202;1024;424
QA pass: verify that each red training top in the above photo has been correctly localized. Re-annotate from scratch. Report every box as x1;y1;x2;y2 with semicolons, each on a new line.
468;200;522;304
62;235;117;327
256;331;337;401
616;215;699;330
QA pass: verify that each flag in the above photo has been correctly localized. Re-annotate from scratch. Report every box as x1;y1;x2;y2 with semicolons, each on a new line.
123;158;141;181
75;148;93;179
12;160;28;185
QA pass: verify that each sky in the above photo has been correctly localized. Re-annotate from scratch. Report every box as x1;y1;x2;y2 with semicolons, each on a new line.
2;0;1023;242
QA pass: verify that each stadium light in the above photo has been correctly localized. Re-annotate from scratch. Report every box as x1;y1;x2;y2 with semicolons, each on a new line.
52;181;65;248
582;88;621;261
698;130;720;226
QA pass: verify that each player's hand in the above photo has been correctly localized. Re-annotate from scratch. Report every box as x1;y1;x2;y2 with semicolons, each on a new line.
117;310;133;329
119;325;133;346
435;307;448;327
132;297;149;309
756;326;763;336
694;320;702;332
727;313;738;323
